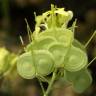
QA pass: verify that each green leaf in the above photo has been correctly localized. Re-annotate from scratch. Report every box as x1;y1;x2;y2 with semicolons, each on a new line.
64;69;92;93
64;46;88;72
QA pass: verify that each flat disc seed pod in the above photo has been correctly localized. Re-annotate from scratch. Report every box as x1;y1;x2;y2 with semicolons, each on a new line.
64;69;92;93
17;52;36;79
64;46;88;72
48;43;68;68
26;36;56;51
34;50;55;76
38;28;74;47
56;28;73;46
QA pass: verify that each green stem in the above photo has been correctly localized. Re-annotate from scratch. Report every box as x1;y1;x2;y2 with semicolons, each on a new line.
85;31;96;48
51;4;56;28
39;75;49;84
44;69;57;96
87;56;96;67
25;18;32;42
38;78;45;95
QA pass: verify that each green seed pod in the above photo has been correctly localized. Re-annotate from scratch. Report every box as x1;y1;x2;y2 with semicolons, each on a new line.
64;69;92;93
48;42;68;68
64;46;88;72
34;50;55;76
17;50;55;79
17;52;36;79
26;36;56;51
38;28;74;47
0;48;10;75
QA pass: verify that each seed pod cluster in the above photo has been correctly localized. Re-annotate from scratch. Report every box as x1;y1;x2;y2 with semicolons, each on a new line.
17;5;92;93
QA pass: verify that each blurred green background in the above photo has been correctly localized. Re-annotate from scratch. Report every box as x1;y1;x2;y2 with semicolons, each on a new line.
0;0;96;96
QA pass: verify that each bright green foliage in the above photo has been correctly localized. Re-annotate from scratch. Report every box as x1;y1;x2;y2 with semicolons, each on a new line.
17;5;92;95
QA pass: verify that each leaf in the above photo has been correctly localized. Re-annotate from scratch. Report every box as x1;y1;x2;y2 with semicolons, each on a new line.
64;69;92;93
64;46;88;72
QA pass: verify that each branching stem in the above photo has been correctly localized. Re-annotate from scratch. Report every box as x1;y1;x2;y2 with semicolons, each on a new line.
38;78;45;95
44;69;57;96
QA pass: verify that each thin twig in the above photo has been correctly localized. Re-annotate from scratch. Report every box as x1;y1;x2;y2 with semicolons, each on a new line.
19;36;24;46
85;31;96;48
87;56;96;67
25;18;32;42
38;78;45;95
39;76;49;84
19;36;26;51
